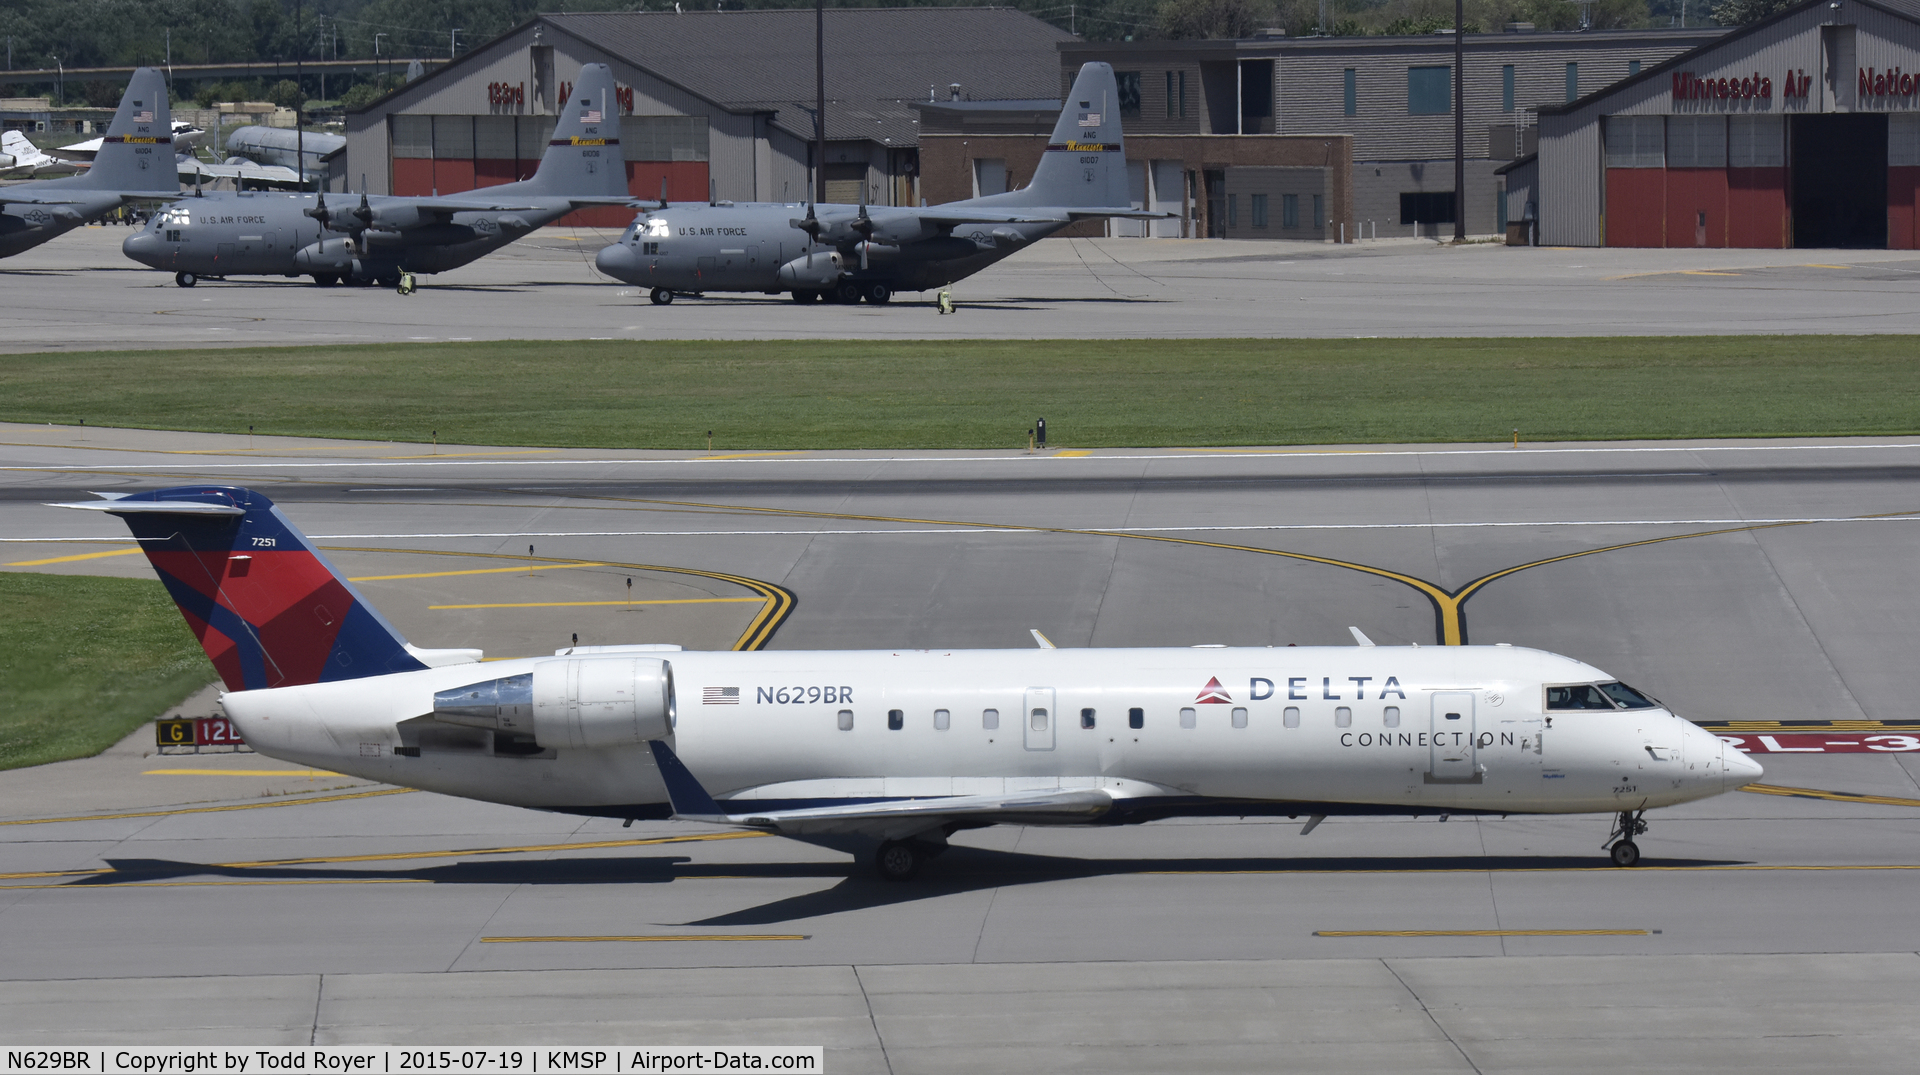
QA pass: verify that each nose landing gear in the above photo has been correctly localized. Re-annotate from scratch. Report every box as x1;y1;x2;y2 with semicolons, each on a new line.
1605;809;1648;867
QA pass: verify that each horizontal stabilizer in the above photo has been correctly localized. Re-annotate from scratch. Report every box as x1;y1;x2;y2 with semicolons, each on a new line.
53;498;244;516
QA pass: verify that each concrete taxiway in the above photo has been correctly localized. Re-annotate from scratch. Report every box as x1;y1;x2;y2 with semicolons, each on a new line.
7;225;1920;349
6;426;1920;1069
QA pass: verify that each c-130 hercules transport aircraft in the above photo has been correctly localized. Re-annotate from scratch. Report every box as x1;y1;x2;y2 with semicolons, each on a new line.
120;64;636;290
63;486;1762;880
595;62;1169;306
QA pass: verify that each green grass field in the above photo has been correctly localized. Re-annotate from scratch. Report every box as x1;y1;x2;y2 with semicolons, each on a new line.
2;336;1918;448
0;573;216;771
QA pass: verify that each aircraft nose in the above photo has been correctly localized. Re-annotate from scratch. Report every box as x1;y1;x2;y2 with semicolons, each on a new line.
1724;742;1765;788
595;242;635;280
122;232;158;264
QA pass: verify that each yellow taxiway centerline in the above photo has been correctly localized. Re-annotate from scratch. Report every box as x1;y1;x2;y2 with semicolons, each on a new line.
0;787;414;827
142;769;340;777
1315;929;1647;937
428;597;763;610
1740;783;1920;809
4;548;146;566
349;562;606;582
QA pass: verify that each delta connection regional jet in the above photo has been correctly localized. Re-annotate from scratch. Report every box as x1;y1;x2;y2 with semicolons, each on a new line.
64;486;1761;880
594;62;1170;306
120;64;637;289
0;68;180;260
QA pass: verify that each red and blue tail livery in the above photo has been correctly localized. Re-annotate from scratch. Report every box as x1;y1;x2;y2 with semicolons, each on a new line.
59;486;425;690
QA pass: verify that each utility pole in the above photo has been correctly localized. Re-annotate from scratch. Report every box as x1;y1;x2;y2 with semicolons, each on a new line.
451;28;462;59
814;0;826;205
375;33;387;89
294;0;305;193
1452;0;1465;242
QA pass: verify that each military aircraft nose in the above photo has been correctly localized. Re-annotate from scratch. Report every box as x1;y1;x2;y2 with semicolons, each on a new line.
122;232;160;265
595;243;636;280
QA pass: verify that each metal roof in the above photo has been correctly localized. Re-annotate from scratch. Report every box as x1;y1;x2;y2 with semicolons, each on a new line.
543;8;1071;147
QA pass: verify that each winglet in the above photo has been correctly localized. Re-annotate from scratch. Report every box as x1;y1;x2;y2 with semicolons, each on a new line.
647;740;730;821
1348;626;1376;647
1030;629;1056;650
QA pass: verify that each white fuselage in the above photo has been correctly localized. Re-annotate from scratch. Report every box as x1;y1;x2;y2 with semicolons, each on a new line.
221;644;1755;822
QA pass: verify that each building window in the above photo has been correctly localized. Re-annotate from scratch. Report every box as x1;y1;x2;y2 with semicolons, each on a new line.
1179;70;1189;117
1167;71;1176;117
1401;191;1455;224
1408;66;1451;115
1343;68;1357;115
1227;193;1237;228
1117;71;1142;116
1629;59;1642;76
1313;194;1324;230
1566;62;1579;102
1604;115;1666;168
1282;193;1299;228
1129;707;1144;729
1251;193;1268;228
1502;65;1515;113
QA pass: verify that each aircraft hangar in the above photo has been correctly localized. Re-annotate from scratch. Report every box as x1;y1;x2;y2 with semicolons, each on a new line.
341;8;1070;227
1534;0;1920;248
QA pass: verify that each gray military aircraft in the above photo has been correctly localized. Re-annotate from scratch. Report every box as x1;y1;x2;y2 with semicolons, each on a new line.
0;68;179;260
594;62;1163;306
122;63;635;289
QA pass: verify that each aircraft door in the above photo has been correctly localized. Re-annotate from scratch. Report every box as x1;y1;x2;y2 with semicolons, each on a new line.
1427;691;1479;783
1023;687;1055;752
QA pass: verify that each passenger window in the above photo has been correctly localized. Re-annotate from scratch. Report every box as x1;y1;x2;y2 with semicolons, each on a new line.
1383;705;1400;728
1128;707;1144;729
837;709;853;731
1597;681;1659;709
1030;707;1049;731
1231;707;1248;729
1546;684;1618;711
934;708;950;730
1180;707;1197;729
1081;707;1096;729
887;709;903;731
982;708;999;730
1335;706;1352;728
1284;706;1300;728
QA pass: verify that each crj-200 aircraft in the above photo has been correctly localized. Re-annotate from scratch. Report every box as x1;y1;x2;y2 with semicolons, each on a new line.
121;63;637;289
63;486;1762;880
0;69;180;260
595;62;1167;306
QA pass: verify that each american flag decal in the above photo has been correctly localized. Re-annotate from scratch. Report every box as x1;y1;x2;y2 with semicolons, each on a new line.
583;109;602;123
703;686;740;705
134;110;154;122
1078;112;1101;126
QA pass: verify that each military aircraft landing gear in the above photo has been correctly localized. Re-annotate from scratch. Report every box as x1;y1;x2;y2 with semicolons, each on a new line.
791;290;820;304
650;287;674;305
1606;809;1648;867
833;280;862;305
863;282;892;305
313;273;340;287
174;272;197;288
377;274;401;289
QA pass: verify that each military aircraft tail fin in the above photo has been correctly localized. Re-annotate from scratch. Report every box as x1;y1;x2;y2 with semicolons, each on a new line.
51;487;428;692
972;62;1130;211
66;68;176;194
497;63;628;199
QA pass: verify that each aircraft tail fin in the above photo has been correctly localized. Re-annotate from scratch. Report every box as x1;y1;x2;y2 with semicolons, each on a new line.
495;63;627;199
53;487;426;692
65;68;176;193
2;129;34;161
972;62;1130;211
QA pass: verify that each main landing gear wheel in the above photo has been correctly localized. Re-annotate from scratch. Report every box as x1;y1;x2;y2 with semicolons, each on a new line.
874;840;923;882
833;280;862;305
649;287;674;305
1605;808;1649;867
174;272;197;288
863;282;892;305
378;274;401;289
791;290;820;304
313;273;339;287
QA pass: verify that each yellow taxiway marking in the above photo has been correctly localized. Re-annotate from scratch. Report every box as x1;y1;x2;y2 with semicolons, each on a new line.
349;562;606;582
4;547;145;567
482;934;807;944
142;768;339;777
1740;783;1920;809
429;597;762;610
0;787;413;827
1680;270;1741;276
377;450;560;460
697;451;807;461
0;878;431;891
1805;264;1850;269
1054;450;1093;458
1316;929;1647;937
0;829;769;882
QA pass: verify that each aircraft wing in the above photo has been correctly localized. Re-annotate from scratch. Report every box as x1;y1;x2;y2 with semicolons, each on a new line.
404;196;642;214
647;740;1115;841
0;191;92;205
908;207;1072;226
1064;207;1180;221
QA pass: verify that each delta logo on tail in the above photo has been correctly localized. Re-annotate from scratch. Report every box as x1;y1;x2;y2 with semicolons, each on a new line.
1195;677;1233;704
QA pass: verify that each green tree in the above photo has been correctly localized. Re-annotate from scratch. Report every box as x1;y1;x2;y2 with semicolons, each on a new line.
1709;0;1797;25
1158;0;1273;39
267;78;302;108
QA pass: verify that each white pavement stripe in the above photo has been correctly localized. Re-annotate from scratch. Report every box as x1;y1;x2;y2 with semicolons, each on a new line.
6;517;1917;543
6;442;1920;471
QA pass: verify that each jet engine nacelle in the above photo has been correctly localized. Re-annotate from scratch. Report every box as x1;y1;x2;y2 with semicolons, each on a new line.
776;250;845;289
432;657;674;750
293;238;356;274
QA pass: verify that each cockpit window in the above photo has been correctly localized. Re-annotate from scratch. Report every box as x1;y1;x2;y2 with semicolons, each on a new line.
640;217;671;238
1546;684;1617;710
1597;681;1659;709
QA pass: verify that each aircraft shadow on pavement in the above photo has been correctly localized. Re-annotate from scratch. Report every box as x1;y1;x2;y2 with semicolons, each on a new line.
79;846;1751;925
